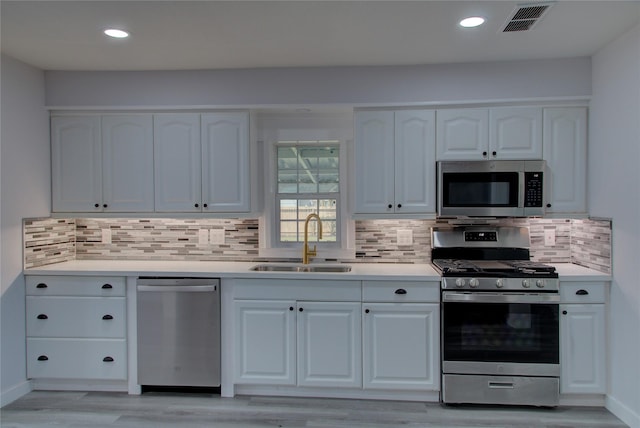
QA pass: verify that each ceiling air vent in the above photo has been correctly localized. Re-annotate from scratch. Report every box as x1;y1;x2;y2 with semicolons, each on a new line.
502;3;553;32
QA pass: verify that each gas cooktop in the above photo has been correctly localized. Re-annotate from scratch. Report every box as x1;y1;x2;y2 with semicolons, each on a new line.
432;259;558;278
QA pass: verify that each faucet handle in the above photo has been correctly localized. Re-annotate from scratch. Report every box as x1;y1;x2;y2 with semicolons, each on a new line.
309;245;317;256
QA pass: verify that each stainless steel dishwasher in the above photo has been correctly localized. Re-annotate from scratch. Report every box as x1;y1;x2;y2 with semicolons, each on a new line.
137;277;220;388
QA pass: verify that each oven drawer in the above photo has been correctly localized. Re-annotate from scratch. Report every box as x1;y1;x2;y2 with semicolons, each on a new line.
442;374;559;406
560;282;606;303
362;281;439;302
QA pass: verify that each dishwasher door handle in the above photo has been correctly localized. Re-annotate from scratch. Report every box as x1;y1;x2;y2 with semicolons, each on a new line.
137;285;217;293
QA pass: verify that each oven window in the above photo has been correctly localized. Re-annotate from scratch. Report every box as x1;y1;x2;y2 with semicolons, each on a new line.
443;172;519;207
442;302;559;364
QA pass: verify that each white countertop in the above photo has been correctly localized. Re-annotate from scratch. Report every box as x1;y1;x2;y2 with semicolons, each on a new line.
24;260;610;282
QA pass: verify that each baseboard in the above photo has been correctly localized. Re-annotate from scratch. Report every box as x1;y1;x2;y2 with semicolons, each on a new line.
234;385;440;402
1;380;32;407
606;395;640;428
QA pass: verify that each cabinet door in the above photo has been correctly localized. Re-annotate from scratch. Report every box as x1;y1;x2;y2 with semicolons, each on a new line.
436;109;489;160
102;115;154;212
490;107;542;159
543;107;587;214
560;304;606;394
51;116;102;212
234;300;296;385
363;303;439;390
395;110;436;214
154;114;202;212
201;112;250;212
297;301;362;388
354;111;395;214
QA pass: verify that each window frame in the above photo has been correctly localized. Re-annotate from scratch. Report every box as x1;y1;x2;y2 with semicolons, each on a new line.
258;112;354;260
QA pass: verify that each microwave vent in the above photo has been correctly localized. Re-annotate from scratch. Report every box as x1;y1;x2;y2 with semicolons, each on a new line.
502;3;553;32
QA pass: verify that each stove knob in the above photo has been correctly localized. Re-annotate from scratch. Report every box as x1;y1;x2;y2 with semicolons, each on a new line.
522;279;531;288
455;278;466;288
469;278;479;288
495;279;504;288
536;279;545;288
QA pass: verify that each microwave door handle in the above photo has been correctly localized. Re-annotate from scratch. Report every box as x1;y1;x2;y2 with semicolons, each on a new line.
518;171;525;209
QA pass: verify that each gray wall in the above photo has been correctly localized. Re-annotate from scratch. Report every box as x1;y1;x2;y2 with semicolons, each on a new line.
591;22;640;428
1;54;50;406
45;57;591;108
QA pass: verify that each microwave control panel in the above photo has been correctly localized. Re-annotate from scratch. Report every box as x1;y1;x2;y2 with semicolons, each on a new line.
524;171;544;207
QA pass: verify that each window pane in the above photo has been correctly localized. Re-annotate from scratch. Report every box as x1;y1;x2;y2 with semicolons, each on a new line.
280;220;299;242
321;221;337;242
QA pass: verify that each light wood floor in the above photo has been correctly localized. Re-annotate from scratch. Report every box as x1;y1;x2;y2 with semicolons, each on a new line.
0;391;629;428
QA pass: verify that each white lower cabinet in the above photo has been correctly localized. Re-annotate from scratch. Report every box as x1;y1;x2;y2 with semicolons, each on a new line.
297;301;361;388
560;282;607;395
234;299;361;388
25;276;127;381
362;303;439;390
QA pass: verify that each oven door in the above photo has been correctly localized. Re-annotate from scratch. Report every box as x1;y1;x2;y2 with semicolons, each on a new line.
442;291;560;377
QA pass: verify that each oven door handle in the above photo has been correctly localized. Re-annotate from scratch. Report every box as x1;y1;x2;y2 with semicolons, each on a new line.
442;291;560;304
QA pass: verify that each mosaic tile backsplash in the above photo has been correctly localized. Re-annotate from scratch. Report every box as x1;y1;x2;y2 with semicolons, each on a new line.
23;216;612;274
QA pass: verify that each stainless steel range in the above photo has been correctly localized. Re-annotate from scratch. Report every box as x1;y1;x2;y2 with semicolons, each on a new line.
432;226;560;407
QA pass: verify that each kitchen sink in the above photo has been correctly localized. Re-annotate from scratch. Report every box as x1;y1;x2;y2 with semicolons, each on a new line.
250;264;352;273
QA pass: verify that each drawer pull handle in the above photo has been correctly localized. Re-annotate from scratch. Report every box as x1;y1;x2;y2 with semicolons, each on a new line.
103;356;114;362
101;284;113;289
36;283;48;289
576;289;589;295
394;288;407;295
102;314;114;320
37;355;49;361
37;314;48;320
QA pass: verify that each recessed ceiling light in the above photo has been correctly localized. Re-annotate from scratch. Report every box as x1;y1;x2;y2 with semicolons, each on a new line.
104;28;129;39
459;16;485;28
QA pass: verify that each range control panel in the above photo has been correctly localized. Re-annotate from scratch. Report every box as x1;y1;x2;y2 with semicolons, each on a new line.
464;231;497;242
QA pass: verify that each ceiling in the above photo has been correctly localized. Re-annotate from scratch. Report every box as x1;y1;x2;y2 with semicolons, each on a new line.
1;1;639;71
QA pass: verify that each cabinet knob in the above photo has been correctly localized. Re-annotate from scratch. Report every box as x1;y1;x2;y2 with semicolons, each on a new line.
289;306;294;311
492;151;497;156
546;203;552;208
94;203;100;208
394;288;407;295
36;283;48;289
299;307;304;312
203;203;208;208
576;289;589;295
397;204;402;209
482;151;487;157
387;204;393;209
37;355;49;361
365;309;370;314
102;284;113;289
103;356;114;362
102;314;114;320
103;204;108;208
562;310;568;315
37;314;48;320
195;203;199;208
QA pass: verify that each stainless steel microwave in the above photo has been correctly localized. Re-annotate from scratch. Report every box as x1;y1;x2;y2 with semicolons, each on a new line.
437;160;546;217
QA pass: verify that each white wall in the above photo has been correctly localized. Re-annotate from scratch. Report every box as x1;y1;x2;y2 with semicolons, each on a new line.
590;22;640;428
0;54;50;406
44;57;591;108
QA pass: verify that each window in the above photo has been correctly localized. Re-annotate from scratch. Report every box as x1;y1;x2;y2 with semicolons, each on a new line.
276;143;340;244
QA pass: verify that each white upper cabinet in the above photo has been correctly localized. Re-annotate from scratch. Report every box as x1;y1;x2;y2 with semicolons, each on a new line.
51;116;102;212
101;115;154;212
490;107;543;159
436;107;542;160
436;109;489;160
543;107;587;214
52;114;154;212
154;114;202;212
201;112;251;212
355;110;436;215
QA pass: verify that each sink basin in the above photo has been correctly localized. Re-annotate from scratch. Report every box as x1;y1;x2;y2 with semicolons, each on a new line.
250;264;352;273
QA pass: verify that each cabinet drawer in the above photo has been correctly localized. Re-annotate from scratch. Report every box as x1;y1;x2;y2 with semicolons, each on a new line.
26;297;126;338
26;276;125;296
362;281;440;302
560;282;607;303
27;338;127;380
